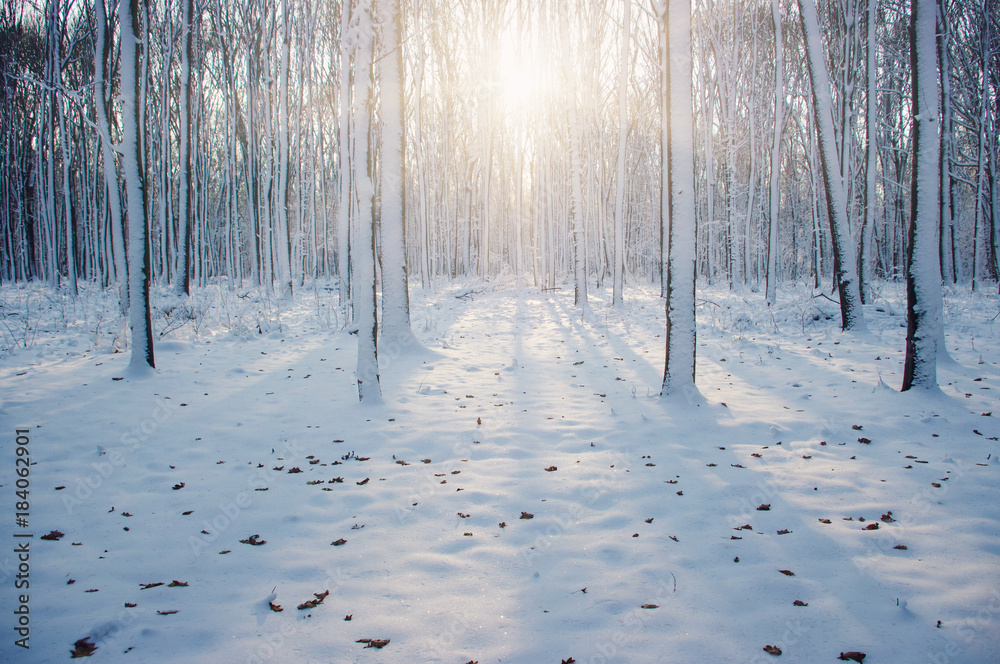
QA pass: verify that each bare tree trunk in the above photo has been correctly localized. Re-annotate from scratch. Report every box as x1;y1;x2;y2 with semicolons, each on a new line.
799;0;867;331
176;0;193;295
378;0;417;347
277;0;294;296
122;0;155;371
353;0;381;402
902;0;942;391
765;0;783;305
659;0;697;397
612;0;630;307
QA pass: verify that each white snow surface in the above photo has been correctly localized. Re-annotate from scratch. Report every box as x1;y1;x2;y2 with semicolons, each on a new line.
1;279;998;663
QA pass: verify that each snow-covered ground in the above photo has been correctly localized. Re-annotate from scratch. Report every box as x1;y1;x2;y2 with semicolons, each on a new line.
1;279;998;663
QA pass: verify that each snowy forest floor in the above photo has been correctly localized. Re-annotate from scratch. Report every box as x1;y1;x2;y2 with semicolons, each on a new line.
1;278;999;663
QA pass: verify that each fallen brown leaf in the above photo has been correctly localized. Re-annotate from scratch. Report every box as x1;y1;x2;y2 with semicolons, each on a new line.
70;637;98;658
838;653;866;662
763;645;782;655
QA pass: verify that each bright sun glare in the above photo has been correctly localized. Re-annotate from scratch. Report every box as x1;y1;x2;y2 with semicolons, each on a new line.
495;24;547;116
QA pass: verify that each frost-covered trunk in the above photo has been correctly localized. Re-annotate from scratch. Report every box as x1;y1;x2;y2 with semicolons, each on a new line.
337;0;353;306
121;0;155;371
660;0;696;397
175;0;193;295
765;0;782;306
901;0;942;391
561;6;589;315
352;1;381;402
938;3;959;283
57;91;77;296
970;16;992;292
377;0;417;349
860;0;877;303
276;0;293;296
612;0;630;308
659;5;670;296
798;0;867;331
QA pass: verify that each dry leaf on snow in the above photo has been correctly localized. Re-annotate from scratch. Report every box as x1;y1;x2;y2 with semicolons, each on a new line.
70;637;98;658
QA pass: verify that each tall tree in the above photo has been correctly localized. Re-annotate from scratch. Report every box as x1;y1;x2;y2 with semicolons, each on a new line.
798;0;867;331
561;5;590;315
352;0;381;402
175;0;193;295
612;0;631;307
377;0;417;348
765;0;783;305
93;0;127;309
659;0;697;397
121;0;154;370
901;0;943;391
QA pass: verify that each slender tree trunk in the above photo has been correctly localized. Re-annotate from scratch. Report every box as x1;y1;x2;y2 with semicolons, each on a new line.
612;0;630;307
659;0;697;397
860;0;878;303
337;1;353;305
122;0;155;371
560;6;589;314
353;0;381;402
57;94;78;296
277;0;294;296
378;0;416;347
176;0;193;295
902;0;942;391
799;0;867;331
765;0;783;305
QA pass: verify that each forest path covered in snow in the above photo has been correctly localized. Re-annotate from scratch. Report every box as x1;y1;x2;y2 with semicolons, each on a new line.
1;282;999;663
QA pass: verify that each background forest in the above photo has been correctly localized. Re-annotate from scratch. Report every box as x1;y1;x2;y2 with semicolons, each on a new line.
2;0;998;301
